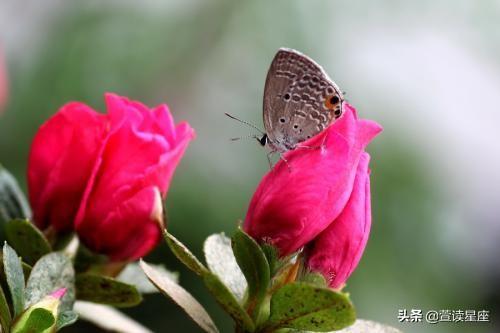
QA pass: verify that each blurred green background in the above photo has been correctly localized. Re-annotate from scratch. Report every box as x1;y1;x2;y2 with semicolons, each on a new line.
0;1;499;332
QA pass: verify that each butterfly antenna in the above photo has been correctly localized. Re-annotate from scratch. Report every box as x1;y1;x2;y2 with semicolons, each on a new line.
225;113;265;135
230;134;260;142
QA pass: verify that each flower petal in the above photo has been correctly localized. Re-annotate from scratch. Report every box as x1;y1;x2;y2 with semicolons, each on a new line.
75;94;194;260
77;186;163;261
306;152;372;288
27;102;108;231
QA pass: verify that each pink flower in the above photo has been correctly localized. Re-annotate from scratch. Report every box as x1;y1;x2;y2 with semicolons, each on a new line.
243;104;381;257
0;48;8;113
28;93;194;261
306;152;372;288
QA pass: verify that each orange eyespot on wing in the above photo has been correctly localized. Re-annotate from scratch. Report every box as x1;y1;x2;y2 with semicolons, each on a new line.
324;95;340;110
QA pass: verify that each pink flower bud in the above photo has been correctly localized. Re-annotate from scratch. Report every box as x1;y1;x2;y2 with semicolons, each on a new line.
306;152;372;288
49;288;67;300
12;288;67;333
28;93;194;260
243;104;381;256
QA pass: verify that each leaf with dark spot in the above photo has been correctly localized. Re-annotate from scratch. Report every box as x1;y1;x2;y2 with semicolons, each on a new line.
75;273;142;308
5;219;51;266
266;282;355;331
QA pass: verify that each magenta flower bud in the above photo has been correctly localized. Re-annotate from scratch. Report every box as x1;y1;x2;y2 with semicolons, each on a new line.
244;104;381;256
28;93;194;261
306;152;372;289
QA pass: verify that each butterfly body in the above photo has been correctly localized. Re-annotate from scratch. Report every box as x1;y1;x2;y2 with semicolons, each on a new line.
263;48;344;153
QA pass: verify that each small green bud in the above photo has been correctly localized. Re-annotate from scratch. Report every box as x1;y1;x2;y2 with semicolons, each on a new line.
11;288;66;333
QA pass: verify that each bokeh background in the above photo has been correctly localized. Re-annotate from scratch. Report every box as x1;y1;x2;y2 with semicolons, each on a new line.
1;1;499;332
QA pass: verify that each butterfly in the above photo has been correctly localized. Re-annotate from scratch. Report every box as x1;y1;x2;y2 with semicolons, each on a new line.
261;48;344;153
227;48;344;159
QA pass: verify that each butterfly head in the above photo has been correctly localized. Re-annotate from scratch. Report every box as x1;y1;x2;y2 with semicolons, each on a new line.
265;136;297;153
258;134;268;147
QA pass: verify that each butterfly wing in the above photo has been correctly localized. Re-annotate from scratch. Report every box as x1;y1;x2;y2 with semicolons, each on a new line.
263;48;344;150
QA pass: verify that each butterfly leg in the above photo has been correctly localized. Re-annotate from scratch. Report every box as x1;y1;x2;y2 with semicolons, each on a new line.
295;144;320;151
279;153;292;172
296;131;330;151
266;151;275;170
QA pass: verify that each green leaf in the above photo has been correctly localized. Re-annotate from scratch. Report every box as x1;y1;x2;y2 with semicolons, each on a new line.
55;310;78;330
3;242;25;316
75;273;142;308
25;252;75;312
164;230;207;276
203;233;246;301
0;252;33;284
231;228;270;316
5;219;51;266
12;308;55;333
266;282;355;332
0;165;31;224
140;260;219;333
163;231;256;331
0;285;12;331
202;272;254;332
117;262;178;294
